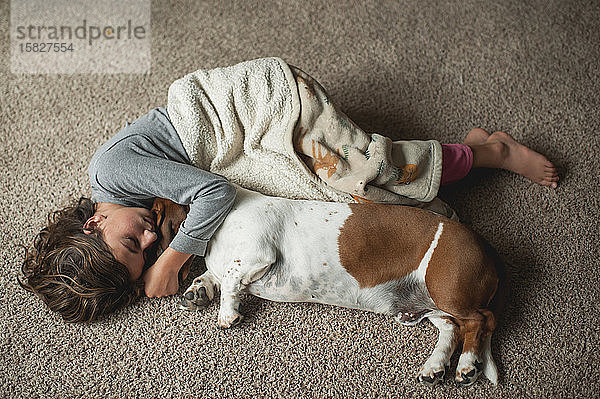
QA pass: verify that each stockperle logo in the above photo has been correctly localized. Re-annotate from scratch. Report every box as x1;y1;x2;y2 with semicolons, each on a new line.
11;0;151;74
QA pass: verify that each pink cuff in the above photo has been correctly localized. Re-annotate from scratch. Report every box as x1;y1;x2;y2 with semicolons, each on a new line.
440;144;473;185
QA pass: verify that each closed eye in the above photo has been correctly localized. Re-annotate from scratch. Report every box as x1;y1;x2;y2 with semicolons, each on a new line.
124;237;140;253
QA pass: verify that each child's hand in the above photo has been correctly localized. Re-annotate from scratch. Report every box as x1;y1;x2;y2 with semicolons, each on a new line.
143;247;192;298
143;262;179;297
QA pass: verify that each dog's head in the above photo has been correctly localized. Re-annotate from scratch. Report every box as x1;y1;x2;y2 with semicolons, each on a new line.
147;198;192;280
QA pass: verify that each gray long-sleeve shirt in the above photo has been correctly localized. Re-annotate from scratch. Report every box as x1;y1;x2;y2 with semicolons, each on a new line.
88;107;236;256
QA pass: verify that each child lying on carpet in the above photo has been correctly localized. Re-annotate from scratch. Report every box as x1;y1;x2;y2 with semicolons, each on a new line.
18;58;558;322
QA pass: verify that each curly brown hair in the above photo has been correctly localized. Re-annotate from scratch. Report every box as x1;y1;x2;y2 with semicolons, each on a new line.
18;197;144;323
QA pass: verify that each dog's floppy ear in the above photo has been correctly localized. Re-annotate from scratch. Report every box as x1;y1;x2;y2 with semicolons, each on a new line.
151;198;175;254
150;198;193;281
152;199;189;244
151;199;166;229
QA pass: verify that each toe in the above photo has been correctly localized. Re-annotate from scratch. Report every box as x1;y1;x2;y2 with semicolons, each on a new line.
231;314;243;326
179;286;211;310
542;176;559;188
179;296;197;311
543;173;559;181
417;367;446;386
192;286;210;306
455;359;483;387
418;375;437;386
456;369;478;387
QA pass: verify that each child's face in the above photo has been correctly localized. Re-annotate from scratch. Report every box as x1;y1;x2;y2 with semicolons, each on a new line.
85;206;158;280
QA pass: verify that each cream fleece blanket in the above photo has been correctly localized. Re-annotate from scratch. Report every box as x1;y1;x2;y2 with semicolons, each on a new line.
167;57;455;218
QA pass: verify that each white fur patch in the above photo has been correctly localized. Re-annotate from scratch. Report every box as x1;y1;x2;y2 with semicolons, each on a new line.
457;351;478;371
414;222;444;282
208;187;361;307
419;317;458;381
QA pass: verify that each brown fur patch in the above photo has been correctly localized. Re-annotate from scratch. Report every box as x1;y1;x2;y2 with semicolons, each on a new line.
424;223;499;319
338;201;501;365
337;203;445;288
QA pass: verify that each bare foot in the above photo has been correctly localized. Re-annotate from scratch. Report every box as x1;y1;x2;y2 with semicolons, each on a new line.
463;128;490;146
486;131;559;188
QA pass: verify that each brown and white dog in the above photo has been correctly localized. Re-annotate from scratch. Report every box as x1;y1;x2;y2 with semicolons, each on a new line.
152;186;505;387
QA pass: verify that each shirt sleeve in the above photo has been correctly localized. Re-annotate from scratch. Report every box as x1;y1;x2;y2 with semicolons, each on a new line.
93;143;236;257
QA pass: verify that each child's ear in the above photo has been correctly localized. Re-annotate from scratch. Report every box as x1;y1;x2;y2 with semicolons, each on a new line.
83;215;104;234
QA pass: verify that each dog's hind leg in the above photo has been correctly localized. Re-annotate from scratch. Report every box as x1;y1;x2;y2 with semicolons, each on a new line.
179;270;220;311
417;316;459;386
455;309;498;386
217;260;272;328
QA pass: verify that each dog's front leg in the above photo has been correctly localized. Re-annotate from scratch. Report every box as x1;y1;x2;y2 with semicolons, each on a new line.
217;260;271;328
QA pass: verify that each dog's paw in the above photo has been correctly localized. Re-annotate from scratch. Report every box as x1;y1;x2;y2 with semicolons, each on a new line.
179;275;218;311
217;308;243;329
455;353;483;387
417;364;447;386
179;285;211;311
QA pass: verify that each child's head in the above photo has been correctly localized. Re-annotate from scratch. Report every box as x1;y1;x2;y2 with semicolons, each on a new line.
18;198;144;323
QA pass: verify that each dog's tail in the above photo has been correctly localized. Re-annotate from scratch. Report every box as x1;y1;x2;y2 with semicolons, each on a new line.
482;242;511;386
481;333;498;385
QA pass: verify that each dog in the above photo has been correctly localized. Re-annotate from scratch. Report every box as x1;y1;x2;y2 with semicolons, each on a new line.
152;186;505;387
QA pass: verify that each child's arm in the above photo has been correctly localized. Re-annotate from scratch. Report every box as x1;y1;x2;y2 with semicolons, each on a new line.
143;247;192;297
89;111;237;294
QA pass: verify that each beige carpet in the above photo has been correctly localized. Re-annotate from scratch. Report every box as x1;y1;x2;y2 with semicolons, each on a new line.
2;0;599;397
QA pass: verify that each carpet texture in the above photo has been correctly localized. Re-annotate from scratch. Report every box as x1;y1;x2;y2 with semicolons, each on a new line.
2;0;599;397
